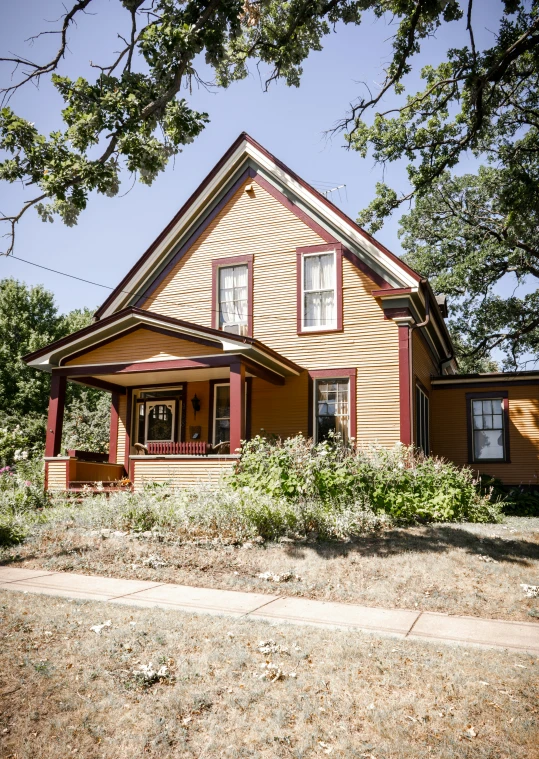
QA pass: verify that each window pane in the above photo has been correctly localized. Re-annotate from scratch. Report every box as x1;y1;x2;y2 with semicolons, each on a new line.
215;385;230;419
219;264;248;334
492;399;503;414
215;419;230;444
492;413;503;429
483;415;493;429
482;400;493;414
316;379;349;443
472;400;483;415
474;429;504;460
473;415;483;430
137;403;145;444
147;403;174;441
303;253;335;328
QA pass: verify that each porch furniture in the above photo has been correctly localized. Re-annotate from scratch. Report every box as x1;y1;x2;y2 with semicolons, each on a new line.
134;443;149;455
211;440;230;454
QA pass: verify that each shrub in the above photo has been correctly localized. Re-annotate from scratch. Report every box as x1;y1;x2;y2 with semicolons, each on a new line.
478;474;539;517
0;412;46;466
0;460;49;546
230;435;500;524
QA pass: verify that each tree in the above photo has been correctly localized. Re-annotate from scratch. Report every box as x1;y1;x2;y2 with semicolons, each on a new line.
0;0;362;254
399;168;539;369
0;279;111;454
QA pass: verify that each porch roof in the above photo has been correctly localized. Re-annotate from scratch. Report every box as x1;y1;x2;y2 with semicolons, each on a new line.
23;307;303;387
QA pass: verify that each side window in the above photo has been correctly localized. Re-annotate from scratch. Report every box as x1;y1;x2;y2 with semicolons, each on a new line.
471;397;506;461
415;385;430;454
315;378;349;444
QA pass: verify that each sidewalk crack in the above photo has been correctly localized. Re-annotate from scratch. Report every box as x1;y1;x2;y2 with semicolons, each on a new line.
405;611;423;638
107;582;166;602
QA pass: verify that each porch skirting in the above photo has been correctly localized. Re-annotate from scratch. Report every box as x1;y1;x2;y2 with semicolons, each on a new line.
130;455;239;491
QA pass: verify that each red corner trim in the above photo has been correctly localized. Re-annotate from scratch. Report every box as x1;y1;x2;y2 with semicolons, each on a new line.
398;324;412;445
109;393;120;464
45;374;66;458
124;388;133;472
211;253;254;336
308;368;357;440
296;243;343;335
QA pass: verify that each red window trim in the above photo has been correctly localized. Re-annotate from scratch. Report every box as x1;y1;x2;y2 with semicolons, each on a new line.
465;390;510;464
211;254;254;337
297;244;343;335
309;368;357;441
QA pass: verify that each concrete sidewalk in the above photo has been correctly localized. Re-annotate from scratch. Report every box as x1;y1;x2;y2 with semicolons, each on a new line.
1;566;538;655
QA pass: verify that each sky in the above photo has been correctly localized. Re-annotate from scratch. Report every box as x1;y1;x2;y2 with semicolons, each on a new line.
0;0;504;316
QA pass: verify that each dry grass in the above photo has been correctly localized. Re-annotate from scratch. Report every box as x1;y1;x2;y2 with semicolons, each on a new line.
2;518;538;623
1;589;538;759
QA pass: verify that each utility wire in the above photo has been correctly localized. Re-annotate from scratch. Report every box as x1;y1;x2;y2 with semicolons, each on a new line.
5;254;342;324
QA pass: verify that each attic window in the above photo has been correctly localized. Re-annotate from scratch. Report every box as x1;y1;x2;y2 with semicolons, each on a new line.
296;244;343;334
212;254;253;337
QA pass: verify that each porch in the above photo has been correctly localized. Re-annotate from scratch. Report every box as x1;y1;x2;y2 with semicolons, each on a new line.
33;309;302;492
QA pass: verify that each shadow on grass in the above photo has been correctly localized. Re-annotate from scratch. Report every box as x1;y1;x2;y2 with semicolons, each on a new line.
284;525;539;566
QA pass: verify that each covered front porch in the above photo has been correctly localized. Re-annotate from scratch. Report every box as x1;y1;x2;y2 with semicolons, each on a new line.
28;308;302;492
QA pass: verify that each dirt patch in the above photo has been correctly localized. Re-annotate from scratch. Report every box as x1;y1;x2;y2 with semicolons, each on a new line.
2;518;539;622
1;589;538;758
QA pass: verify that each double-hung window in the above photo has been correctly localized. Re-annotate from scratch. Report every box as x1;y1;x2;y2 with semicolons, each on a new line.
315;378;350;444
302;252;336;330
218;264;248;335
470;397;507;461
415;385;430;454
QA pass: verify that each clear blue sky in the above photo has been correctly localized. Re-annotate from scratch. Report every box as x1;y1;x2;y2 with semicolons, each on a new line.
1;0;502;315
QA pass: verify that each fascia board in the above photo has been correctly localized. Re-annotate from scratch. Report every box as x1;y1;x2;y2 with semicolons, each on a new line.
100;142;251;318
244;142;418;289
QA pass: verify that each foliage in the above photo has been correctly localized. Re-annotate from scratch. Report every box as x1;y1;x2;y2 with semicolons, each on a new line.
230;435;500;524
0;0;362;253
0;279;61;417
0;412;47;466
400;169;539;369
0;459;48;546
62;391;111;454
478;473;539;516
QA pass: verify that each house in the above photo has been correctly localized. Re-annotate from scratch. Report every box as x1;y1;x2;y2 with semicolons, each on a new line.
24;133;539;492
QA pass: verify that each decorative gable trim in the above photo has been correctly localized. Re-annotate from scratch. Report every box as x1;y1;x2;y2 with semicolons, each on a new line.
95;133;421;321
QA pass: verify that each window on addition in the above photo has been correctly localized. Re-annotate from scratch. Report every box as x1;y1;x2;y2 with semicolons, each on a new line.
471;398;506;461
415;385;430;454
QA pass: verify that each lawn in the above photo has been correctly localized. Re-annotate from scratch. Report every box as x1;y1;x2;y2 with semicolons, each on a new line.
2;516;538;623
1;590;537;759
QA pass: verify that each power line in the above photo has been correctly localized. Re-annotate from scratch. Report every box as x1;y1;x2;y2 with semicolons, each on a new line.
5;254;342;324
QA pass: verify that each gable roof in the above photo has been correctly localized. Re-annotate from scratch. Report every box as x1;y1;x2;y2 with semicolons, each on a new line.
94;132;422;321
23;307;302;378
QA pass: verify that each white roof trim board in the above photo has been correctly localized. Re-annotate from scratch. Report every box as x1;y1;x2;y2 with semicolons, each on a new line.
98;137;418;319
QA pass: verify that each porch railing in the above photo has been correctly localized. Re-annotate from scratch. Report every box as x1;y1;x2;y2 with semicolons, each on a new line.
146;441;212;455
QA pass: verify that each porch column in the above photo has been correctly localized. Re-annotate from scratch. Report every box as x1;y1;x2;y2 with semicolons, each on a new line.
230;360;246;454
45;374;67;457
108;392;120;464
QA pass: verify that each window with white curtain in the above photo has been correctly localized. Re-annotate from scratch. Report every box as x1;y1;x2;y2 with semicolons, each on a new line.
302;252;336;329
218;264;248;335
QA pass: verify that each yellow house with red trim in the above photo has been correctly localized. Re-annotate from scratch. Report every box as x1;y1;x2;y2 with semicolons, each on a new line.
24;134;539;491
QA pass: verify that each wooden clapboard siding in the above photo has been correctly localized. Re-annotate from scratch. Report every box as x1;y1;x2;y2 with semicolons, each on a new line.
74;462;125;482
250;374;308;440
65;327;220;366
132;458;234;490
185;380;210;441
46;460;67;491
142;180;401;447
116;394;128;465
431;385;539;484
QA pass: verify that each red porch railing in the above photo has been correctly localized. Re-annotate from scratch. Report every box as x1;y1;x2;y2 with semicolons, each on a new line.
146;441;212;455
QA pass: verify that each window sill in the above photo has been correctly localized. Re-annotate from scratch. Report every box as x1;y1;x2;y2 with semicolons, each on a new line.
470;459;511;465
297;327;344;336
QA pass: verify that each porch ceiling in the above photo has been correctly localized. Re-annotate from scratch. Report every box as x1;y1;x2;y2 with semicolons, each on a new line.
91;366;255;387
